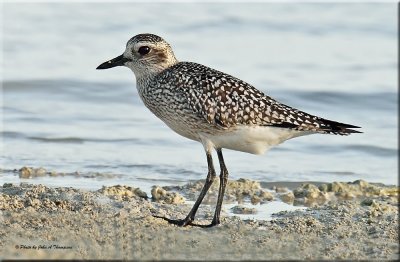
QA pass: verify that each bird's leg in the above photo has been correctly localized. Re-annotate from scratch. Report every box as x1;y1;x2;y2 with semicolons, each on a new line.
154;151;216;227
210;148;229;226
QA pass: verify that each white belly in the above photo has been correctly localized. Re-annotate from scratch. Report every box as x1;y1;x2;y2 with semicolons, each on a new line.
200;126;312;155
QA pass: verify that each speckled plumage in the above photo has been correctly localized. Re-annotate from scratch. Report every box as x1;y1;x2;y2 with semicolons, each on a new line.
144;61;360;135
97;33;361;227
99;33;361;153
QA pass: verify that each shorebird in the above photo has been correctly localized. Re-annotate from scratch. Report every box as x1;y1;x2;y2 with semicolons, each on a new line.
97;33;361;227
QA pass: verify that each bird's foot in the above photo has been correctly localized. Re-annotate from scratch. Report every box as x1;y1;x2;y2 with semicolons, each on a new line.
209;217;220;227
153;215;221;228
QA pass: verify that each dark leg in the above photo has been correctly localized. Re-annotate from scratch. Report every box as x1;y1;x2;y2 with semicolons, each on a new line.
154;150;216;226
210;148;229;226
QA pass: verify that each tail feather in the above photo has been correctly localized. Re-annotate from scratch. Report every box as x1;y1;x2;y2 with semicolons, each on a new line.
318;119;362;135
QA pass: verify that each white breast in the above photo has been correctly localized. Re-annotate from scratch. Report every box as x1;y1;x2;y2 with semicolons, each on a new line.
200;126;312;155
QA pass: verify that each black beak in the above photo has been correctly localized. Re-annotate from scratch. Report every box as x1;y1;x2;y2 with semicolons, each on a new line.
96;54;131;70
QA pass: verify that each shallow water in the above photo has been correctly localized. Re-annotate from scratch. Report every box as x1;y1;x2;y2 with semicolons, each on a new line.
1;3;398;195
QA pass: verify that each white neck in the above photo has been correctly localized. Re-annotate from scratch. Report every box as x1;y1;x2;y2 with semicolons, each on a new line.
130;57;178;80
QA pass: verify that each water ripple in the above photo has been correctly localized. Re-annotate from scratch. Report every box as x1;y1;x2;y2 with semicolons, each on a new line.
305;144;397;157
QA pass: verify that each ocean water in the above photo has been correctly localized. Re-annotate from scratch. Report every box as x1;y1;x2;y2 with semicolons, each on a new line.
1;3;398;194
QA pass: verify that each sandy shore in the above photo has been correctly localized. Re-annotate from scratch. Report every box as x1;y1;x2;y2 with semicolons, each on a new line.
0;169;398;260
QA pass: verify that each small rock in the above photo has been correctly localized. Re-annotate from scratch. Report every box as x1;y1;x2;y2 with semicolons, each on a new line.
231;205;257;214
338;191;355;199
294;183;321;199
49;171;58;177
99;185;148;199
19;167;33;178
19;167;47;178
151;186;185;204
280;191;295;203
361;198;374;209
251;195;261;205
259;190;274;201
318;184;329;192
350;179;369;188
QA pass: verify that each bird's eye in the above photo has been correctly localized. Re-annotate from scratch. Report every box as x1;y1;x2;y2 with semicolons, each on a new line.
138;46;150;55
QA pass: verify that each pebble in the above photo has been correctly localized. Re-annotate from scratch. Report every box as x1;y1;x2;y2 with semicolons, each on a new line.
230;205;257;215
280;191;295;203
151;186;185;204
19;166;47;178
99;185;148;200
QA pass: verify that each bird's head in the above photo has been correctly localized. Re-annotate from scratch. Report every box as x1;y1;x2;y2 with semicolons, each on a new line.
96;33;178;78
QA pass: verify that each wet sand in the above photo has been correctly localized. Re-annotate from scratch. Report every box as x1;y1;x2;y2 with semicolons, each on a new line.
0;169;398;260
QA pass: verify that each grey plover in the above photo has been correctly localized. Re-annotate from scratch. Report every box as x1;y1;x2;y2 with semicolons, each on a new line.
97;33;361;227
